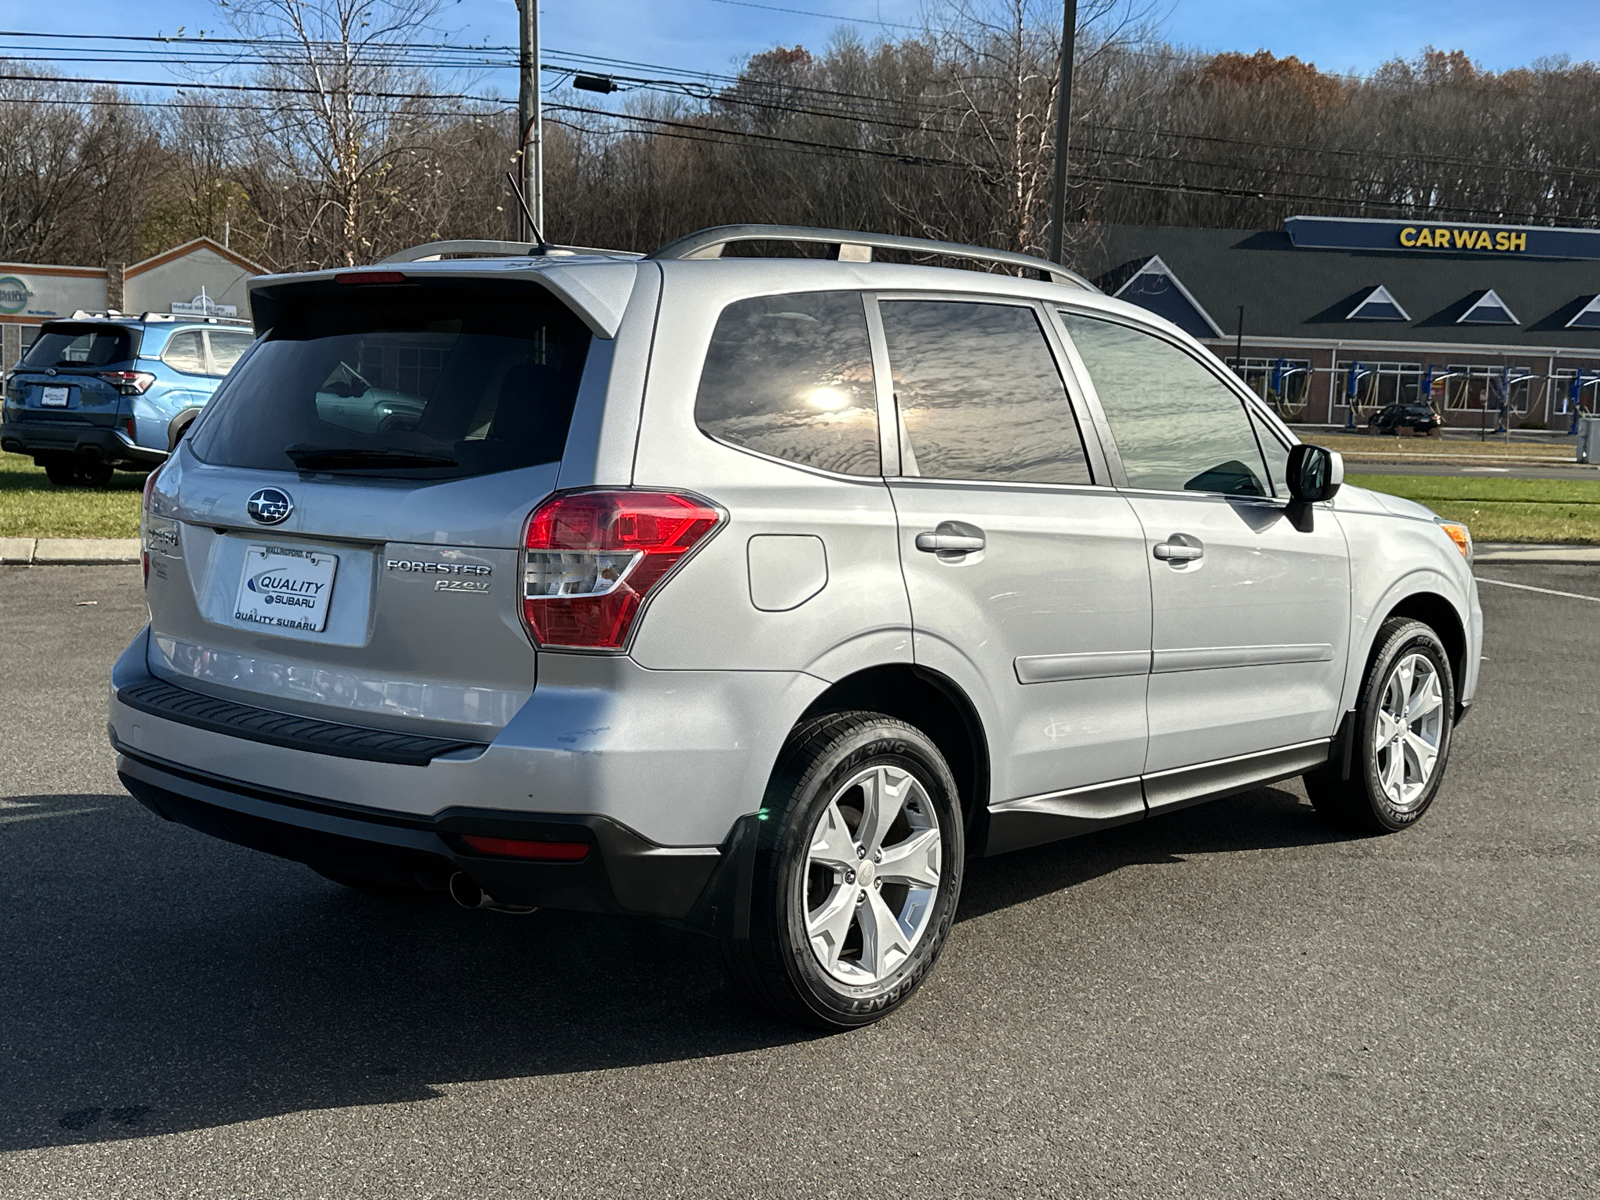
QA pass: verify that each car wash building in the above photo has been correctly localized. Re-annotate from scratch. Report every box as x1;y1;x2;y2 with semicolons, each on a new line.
1079;216;1600;429
1;237;262;377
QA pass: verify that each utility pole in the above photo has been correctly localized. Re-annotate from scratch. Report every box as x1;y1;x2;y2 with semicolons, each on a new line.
516;0;543;238
1046;0;1078;265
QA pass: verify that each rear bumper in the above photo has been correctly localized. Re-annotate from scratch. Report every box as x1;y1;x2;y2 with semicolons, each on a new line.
114;736;727;922
1;418;165;467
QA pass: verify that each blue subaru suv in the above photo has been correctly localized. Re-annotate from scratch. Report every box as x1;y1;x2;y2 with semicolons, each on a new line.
1;313;254;486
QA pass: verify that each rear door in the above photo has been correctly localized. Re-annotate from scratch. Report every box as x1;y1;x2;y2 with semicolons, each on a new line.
8;322;136;429
876;296;1151;837
148;277;601;743
1054;308;1351;805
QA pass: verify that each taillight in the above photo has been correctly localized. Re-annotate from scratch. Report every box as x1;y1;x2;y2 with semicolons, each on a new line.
99;370;155;395
521;490;723;650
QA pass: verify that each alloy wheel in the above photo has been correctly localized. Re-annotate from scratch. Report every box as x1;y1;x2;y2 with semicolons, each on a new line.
1373;651;1446;812
802;764;942;986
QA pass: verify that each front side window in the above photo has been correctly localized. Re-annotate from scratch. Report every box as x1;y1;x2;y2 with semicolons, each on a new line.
1058;311;1269;497
1250;407;1291;497
162;330;207;374
880;300;1091;485
187;281;590;479
694;290;880;476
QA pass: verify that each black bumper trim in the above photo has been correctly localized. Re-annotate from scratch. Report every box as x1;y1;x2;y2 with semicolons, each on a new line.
115;673;486;767
113;737;723;921
1;419;165;466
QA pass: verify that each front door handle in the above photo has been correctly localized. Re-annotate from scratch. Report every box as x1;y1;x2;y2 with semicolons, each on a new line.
1153;535;1204;564
915;521;986;556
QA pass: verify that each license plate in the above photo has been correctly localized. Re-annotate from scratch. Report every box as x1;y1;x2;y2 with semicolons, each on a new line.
40;386;70;407
233;544;339;633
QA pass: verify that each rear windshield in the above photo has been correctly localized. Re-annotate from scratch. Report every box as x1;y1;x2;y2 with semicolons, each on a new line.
21;324;136;369
187;281;591;479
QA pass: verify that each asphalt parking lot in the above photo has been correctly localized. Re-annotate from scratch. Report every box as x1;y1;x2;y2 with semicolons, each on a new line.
1;564;1596;1199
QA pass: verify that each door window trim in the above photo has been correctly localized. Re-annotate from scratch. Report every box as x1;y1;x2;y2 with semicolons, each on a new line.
863;290;1114;488
1051;303;1286;502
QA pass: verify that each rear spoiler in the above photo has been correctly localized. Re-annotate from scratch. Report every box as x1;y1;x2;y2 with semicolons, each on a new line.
245;260;641;339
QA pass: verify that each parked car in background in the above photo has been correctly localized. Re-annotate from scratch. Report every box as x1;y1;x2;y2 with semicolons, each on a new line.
111;226;1480;1029
1368;401;1443;436
1;313;254;486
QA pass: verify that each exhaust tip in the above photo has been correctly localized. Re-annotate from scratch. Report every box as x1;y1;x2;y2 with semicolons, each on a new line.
448;872;485;909
448;872;537;915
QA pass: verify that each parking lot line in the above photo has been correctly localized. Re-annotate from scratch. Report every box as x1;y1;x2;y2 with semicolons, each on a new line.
1475;576;1600;604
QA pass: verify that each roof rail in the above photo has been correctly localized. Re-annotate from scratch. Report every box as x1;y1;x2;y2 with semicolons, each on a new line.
380;239;641;264
648;224;1099;291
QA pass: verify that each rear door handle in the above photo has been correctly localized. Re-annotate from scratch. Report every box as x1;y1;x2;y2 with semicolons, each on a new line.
915;522;985;555
1153;535;1204;564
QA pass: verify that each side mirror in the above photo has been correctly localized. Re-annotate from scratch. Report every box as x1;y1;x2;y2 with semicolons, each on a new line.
1285;444;1342;531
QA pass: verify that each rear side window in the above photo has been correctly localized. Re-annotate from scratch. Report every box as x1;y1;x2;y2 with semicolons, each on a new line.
162;330;207;374
1059;311;1269;497
694;291;880;477
20;324;134;369
188;281;591;479
880;300;1091;485
206;330;253;375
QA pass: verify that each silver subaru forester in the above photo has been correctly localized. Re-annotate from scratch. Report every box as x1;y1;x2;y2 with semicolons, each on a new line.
111;225;1482;1028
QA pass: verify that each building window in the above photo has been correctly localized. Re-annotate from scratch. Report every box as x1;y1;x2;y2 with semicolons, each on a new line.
1346;286;1410;322
1551;370;1600;414
1458;289;1520;326
1226;356;1313;416
1444;366;1536;413
1565;296;1600;330
1335;361;1422;408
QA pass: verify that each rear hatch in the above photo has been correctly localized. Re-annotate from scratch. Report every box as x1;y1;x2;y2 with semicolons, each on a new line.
8;321;138;429
143;274;598;742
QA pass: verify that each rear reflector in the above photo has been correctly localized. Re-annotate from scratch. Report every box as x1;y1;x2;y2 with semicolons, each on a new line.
521;490;723;650
334;271;409;286
460;835;590;862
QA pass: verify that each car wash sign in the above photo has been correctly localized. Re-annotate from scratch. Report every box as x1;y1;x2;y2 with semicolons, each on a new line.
1286;215;1600;260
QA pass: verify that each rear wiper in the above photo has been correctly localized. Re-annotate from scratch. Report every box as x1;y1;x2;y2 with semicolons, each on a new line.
285;444;457;470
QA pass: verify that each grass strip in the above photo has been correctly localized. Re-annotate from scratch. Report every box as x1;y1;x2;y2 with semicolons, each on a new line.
0;452;143;539
1312;433;1572;459
1347;472;1600;544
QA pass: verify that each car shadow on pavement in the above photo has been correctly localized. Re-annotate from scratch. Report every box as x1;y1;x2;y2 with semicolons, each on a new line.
0;782;1343;1151
958;782;1348;923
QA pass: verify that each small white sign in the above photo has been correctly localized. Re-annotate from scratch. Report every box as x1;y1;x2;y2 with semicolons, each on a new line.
233;544;338;633
40;386;70;407
172;295;238;318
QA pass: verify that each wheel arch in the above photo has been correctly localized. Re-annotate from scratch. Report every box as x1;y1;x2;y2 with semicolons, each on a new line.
1364;585;1469;716
1384;590;1468;709
166;406;204;451
796;663;991;841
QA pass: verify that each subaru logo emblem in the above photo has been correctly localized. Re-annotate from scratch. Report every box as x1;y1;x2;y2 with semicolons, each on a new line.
246;487;293;525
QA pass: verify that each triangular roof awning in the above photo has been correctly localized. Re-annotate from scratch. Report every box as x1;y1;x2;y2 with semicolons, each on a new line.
1458;288;1519;325
1567;295;1600;330
1111;255;1225;338
124;236;267;280
1346;285;1409;321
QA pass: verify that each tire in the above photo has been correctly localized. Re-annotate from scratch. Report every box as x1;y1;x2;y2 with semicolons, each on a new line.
43;458;113;487
1305;618;1456;834
719;711;965;1030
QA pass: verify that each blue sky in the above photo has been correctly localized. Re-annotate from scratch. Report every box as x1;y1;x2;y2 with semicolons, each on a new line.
0;0;1595;96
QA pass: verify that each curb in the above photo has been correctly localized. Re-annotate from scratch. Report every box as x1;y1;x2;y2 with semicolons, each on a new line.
1474;543;1600;565
1;538;141;565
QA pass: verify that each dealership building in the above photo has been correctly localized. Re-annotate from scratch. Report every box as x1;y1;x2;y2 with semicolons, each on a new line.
0;237;263;376
1078;215;1600;429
